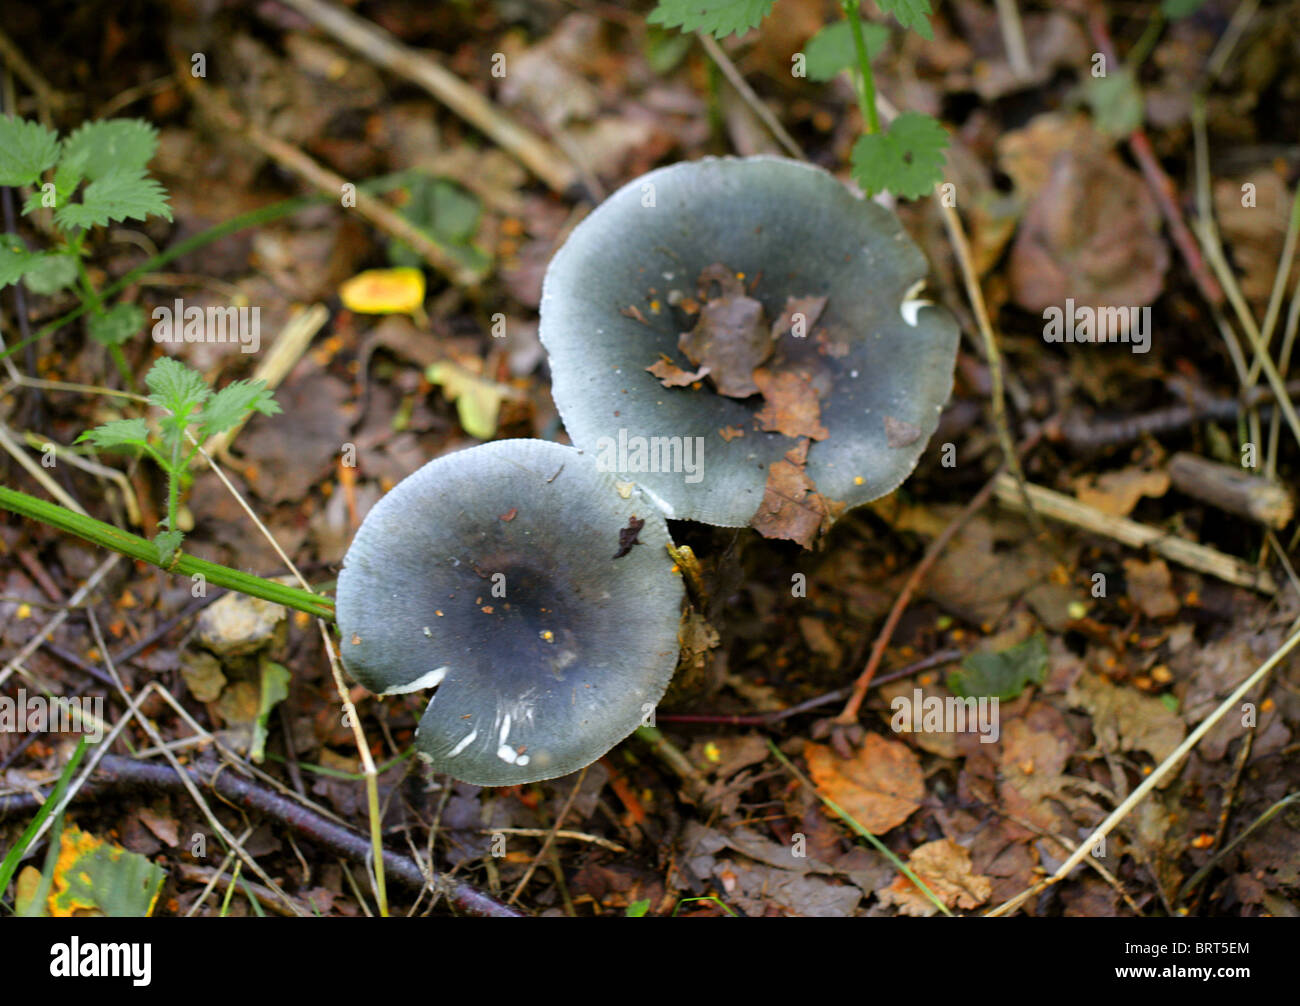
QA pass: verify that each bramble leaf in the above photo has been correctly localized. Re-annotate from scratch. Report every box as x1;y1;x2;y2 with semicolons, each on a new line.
850;111;948;199
875;0;933;38
60;119;159;181
88;302;145;347
648;0;776;39
804;20;888;81
197;379;281;441
55;170;172;230
76;418;150;451
0;116;60;187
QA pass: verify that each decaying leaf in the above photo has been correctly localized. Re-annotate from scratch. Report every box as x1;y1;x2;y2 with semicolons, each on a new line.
426;360;512;440
1123;558;1180;619
1073;465;1170;516
753;368;829;441
877;839;992;916
771;294;827;340
646;357;710;388
48;825;165;917
1067;671;1186;766
750;440;835;548
677;263;772;398
805;733;924;834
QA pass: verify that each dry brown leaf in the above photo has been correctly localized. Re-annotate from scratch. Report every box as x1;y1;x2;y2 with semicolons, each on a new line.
753;368;829;441
1123;558;1180;619
804;733;924;834
678;263;773;398
750;440;831;547
771;294;827;340
878;838;992;916
646;357;711;388
1073;466;1170;516
1067;672;1186;766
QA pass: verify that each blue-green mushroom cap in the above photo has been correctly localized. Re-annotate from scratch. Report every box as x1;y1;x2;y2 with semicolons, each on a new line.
335;439;683;786
539;156;960;528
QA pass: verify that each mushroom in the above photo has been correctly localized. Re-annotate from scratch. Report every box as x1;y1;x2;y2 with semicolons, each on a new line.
335;439;683;785
539;156;960;537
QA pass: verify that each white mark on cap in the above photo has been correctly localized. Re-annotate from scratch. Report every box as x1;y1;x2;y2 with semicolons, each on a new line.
448;729;477;757
381;666;448;695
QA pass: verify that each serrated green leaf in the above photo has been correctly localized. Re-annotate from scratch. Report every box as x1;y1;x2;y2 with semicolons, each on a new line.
1161;0;1207;17
76;417;150;450
55;170;172;230
947;633;1048;701
0;116;60;187
88;302;145;347
60;119;159;181
154;529;184;566
197;378;281;441
145;355;210;432
648;0;776;39
0;233;35;287
19;252;79;294
1083;69;1144;137
875;0;933;38
803;20;889;81
23;153;88;216
850;111;948;199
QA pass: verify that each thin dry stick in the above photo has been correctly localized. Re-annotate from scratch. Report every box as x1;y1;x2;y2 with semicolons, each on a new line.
271;0;577;195
992;473;1277;594
993;0;1032;79
509;766;588;904
188;439;391;918
696;32;804;159
986;618;1300;916
176;68;482;288
480;828;627;854
834;465;1003;726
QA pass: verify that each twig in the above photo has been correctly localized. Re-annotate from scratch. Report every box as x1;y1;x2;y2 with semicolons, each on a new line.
175;65;484;288
993;0;1032;79
696;33;803;159
268;0;578;196
992;473;1277;593
480;828;627;854
0;753;523;916
509;766;588;904
988;619;1300;916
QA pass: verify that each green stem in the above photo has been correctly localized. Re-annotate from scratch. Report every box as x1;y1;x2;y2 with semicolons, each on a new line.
843;0;881;134
0;485;334;620
1128;12;1165;70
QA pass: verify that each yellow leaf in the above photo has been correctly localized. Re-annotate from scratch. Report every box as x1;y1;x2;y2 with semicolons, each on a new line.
339;268;426;315
426;361;508;440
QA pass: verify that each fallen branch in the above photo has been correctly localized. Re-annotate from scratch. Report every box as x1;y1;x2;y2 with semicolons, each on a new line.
0;754;523;917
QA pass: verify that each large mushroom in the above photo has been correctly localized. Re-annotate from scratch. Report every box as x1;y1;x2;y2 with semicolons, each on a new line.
335;439;683;786
539;156;960;541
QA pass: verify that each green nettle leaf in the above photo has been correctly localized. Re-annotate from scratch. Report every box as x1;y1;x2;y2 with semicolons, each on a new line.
145;356;211;424
153;529;185;567
850;111;948;199
55;170;173;230
1161;0;1208;17
23;153;89;216
1084;69;1144;137
87;302;145;347
76;417;150;451
0;116;60;187
0;233;35;287
803;20;889;81
875;0;934;39
197;379;281;440
19;252;79;295
947;633;1049;701
648;0;776;39
60;118;160;181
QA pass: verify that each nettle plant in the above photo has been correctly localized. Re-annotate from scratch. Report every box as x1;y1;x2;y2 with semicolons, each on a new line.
0;116;173;385
650;0;949;200
337;155;959;784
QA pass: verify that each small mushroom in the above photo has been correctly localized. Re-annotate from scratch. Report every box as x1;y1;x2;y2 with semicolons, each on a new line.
539;156;960;532
335;439;683;786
